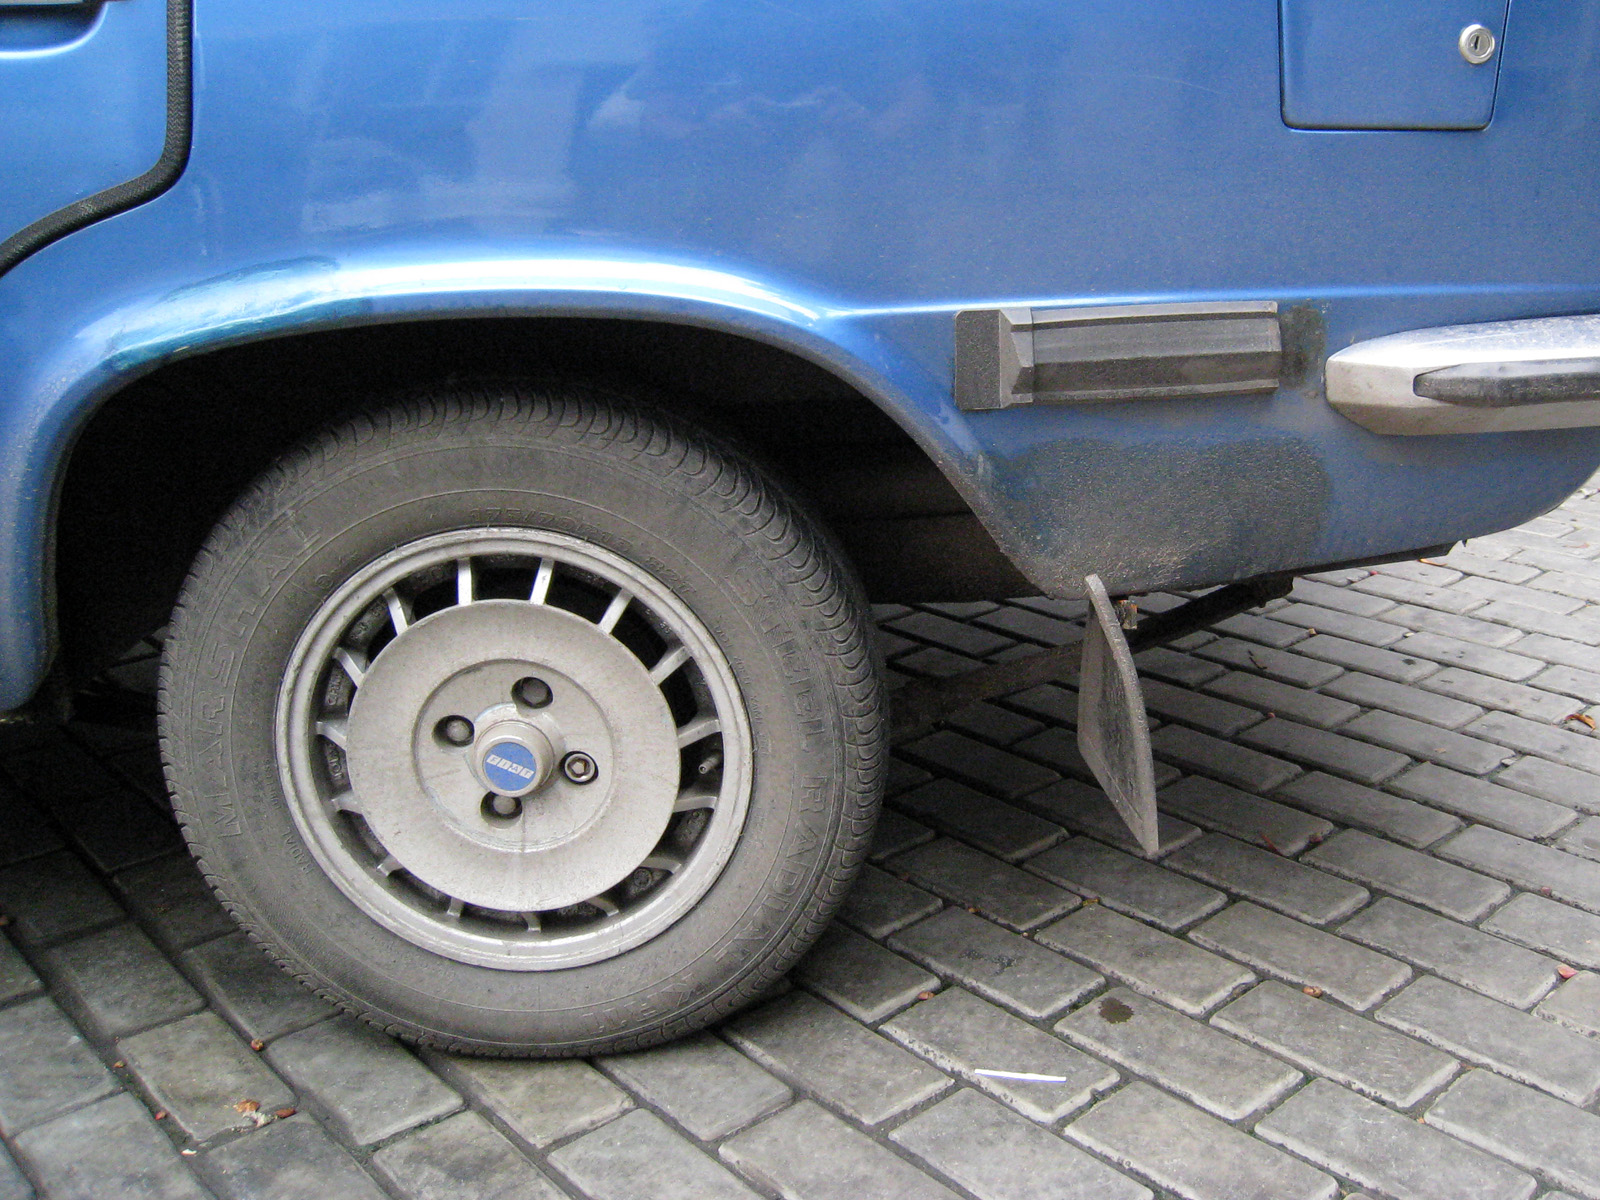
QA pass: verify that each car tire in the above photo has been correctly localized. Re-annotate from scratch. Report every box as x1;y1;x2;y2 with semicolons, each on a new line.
158;383;884;1055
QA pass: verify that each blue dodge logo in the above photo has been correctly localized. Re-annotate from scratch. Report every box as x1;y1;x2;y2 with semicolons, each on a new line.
483;741;539;793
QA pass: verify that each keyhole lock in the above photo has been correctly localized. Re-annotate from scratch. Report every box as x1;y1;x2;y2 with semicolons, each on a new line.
1459;23;1496;65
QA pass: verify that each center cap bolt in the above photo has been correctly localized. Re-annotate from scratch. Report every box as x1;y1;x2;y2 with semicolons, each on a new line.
562;751;598;784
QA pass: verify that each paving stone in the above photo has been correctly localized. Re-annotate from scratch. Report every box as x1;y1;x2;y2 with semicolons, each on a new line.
1156;776;1332;856
1239;717;1409;785
1208;612;1309;649
1202;670;1357;729
870;806;933;862
944;700;1044;746
267;1016;460;1145
1537;970;1600;1038
1026;838;1224;931
888;610;1015;658
1533;570;1600;605
112;856;235;951
887;838;1078;932
44;923;203;1038
1475;598;1600;646
902;731;1058;801
0;791;61;870
888;907;1100;1019
883;987;1116;1121
1001;683;1078;726
792;924;937;1022
1419;666;1581;723
1437;825;1600;914
886;754;934;795
205;1113;396;1200
1139;679;1264;737
45;790;182;876
1068;1081;1336;1200
1194;637;1345;688
722;1100;955;1200
1437;549;1541;582
1466;710;1600;774
1271;603;1407;646
1057;986;1298;1119
1190;901;1410;1010
1018;779;1198;857
11;1092;208;1200
892;1088;1151;1200
1151;724;1301;792
1016;727;1179;790
1038;904;1253;1016
1389;762;1578;840
1304;829;1510;922
0;997;117;1132
118;1010;294;1143
0;934;40;1004
836;864;942;938
1353;575;1484;615
1255;1077;1534;1200
0;852;121;946
0;1144;27;1200
724;990;947;1125
598;1033;788;1142
1292;633;1439;683
1321;673;1479;731
426;1053;626;1149
1385;604;1528;648
1377;975;1600;1105
1277;771;1460;847
371;1110;565;1200
1427;1069;1600;1200
1482;893;1600;970
897;645;985;678
1531;663;1600;705
1291;578;1397;615
974;605;1082;646
1165;833;1366;925
1341;710;1506;776
1340;898;1558;1008
1515;544;1600;577
1214;979;1456;1107
1455;574;1588;613
892;779;1062;862
182;933;333;1042
1132;646;1227;688
1497;755;1600;814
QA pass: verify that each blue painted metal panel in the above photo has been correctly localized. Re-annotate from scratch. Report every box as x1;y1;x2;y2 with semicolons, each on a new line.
0;0;168;239
0;0;1597;708
1282;0;1511;130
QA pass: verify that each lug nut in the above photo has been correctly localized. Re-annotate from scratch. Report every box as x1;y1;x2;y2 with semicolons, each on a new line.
437;716;474;746
514;676;554;709
562;751;598;784
482;793;523;820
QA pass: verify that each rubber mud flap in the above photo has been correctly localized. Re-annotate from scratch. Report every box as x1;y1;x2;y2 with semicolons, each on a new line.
1077;574;1159;855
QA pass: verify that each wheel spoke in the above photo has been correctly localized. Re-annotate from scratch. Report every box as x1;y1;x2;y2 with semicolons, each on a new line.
586;894;621;916
456;558;475;606
376;854;402;877
444;896;464;920
333;647;368;688
330;790;362;814
649;644;691;685
383;587;412;634
521;911;543;932
641;852;683;874
676;714;722;748
316;717;349;749
597;588;632;634
529;558;554;604
672;786;717;813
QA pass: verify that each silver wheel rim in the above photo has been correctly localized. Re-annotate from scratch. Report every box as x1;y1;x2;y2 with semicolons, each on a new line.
276;528;752;970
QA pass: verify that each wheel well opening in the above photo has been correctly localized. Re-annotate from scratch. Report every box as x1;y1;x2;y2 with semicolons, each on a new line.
54;316;1027;681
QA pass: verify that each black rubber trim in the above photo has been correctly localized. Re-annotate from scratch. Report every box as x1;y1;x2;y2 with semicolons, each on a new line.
1414;357;1600;408
0;0;192;281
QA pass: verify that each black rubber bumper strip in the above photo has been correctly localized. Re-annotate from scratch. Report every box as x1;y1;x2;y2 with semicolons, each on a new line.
1414;357;1600;408
0;0;193;281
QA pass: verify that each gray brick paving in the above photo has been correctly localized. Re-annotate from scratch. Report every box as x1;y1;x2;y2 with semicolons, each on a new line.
1377;975;1600;1105
892;1088;1151;1200
1190;901;1411;1010
553;1108;760;1200
722;1100;957;1200
0;1146;27;1200
1213;980;1457;1107
1304;828;1510;922
1165;833;1367;925
1426;1069;1600;1200
17;497;1600;1199
120;1011;294;1143
1068;1081;1337;1200
888;907;1102;1019
1057;986;1300;1119
1038;904;1254;1016
598;1033;789;1142
371;1110;567;1200
1339;898;1558;1008
1025;838;1225;931
1256;1078;1535;1200
266;1016;461;1145
12;1092;209;1200
724;990;948;1125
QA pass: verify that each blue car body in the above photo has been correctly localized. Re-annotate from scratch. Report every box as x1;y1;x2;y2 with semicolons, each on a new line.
3;0;1600;710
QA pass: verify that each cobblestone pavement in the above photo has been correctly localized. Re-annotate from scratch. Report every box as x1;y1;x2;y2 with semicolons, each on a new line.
10;490;1600;1200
